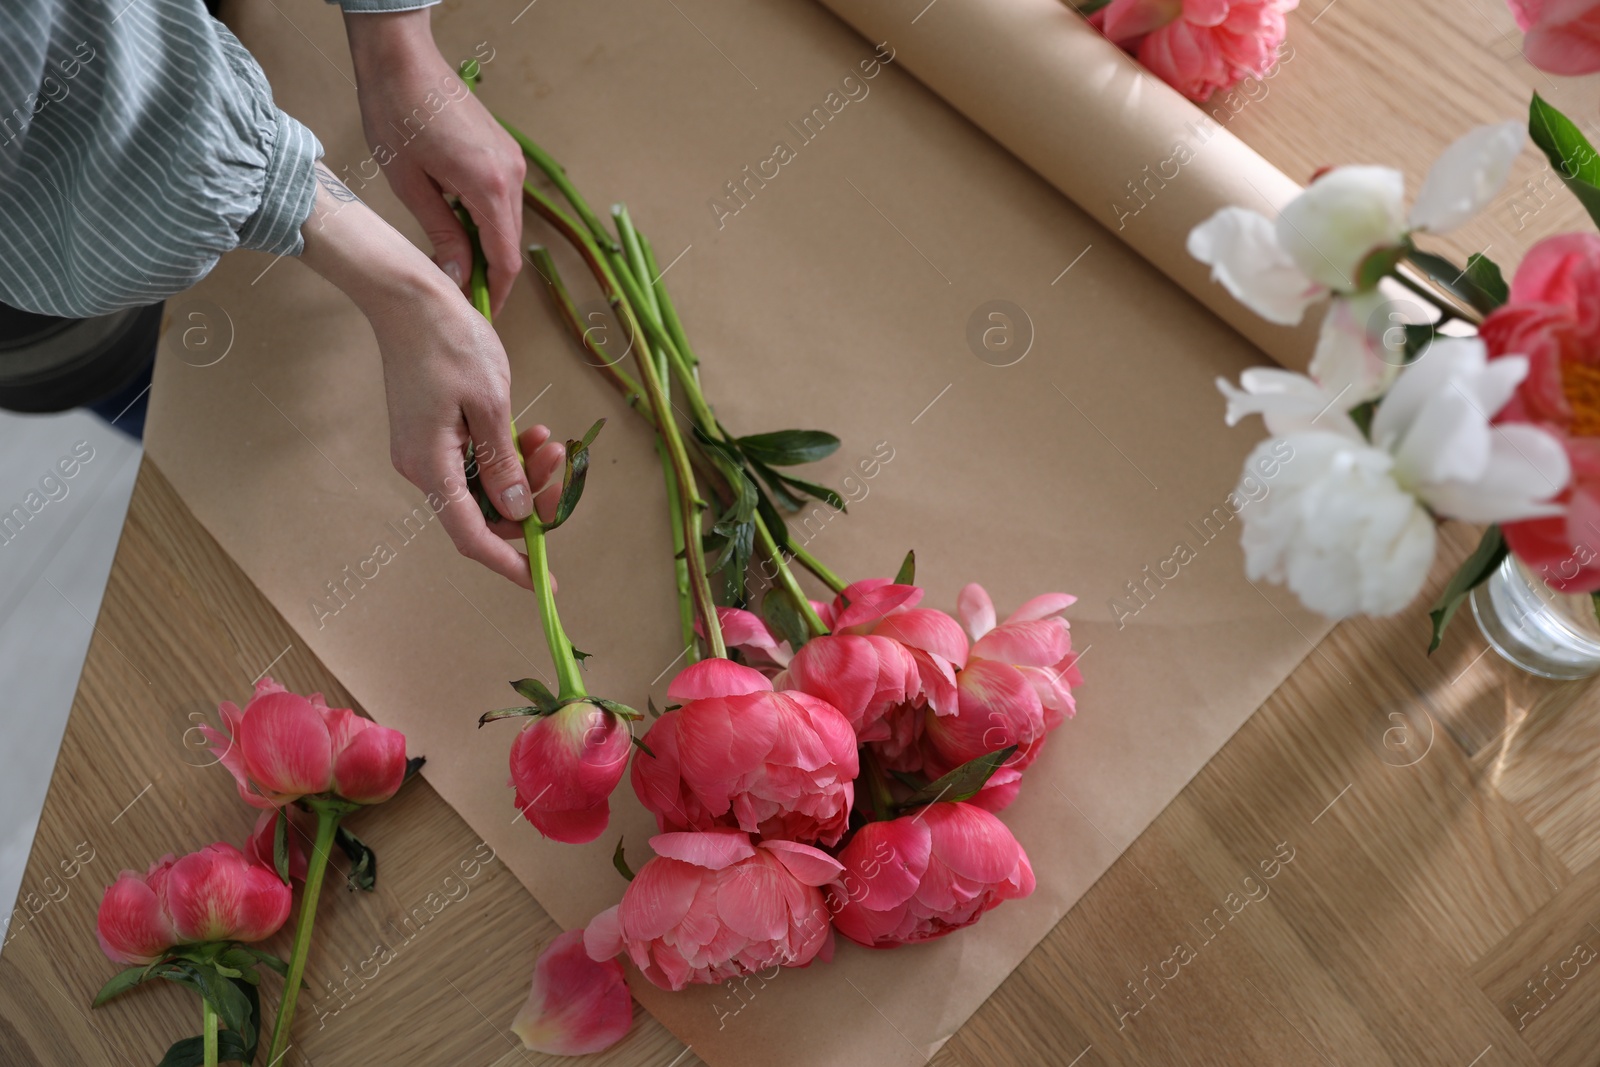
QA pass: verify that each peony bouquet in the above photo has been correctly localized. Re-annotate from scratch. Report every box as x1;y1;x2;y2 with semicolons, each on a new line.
1189;54;1600;658
453;62;1082;1054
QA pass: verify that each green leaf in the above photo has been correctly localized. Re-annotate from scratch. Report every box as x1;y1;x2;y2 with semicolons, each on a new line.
335;825;378;892
403;755;426;784
1465;252;1509;308
1427;525;1507;654
478;705;542;727
542;419;606;530
92;965;153;1007
156;1031;253;1067
1355;243;1407;291
761;587;810;652
894;549;916;586
749;460;806;512
272;810;290;885
594;698;643;721
612;838;636;881
736;430;841;466
1529;93;1600;231
1407;249;1502;316
629;733;657;759
897;746;1018;810
229;947;288;978
772;472;846;512
511;677;560;710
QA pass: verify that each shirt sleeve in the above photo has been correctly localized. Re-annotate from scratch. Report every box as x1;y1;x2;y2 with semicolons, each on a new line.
0;1;323;319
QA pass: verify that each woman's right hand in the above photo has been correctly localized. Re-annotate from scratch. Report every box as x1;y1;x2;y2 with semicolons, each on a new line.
296;162;557;587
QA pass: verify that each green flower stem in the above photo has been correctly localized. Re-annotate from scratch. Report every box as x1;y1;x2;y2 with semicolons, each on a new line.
527;245;646;409
503;119;841;634
531;253;737;508
1393;258;1478;327
641;235;699;373
264;804;340;1067
753;515;829;637
202;996;218;1067
520;183;726;659
659;441;698;661
465;231;589;699
790;541;847;595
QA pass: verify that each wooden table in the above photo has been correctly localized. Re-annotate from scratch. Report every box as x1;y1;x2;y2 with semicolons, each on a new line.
6;0;1600;1064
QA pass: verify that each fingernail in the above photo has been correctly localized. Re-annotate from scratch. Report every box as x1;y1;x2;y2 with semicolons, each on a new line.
500;484;531;520
442;261;464;286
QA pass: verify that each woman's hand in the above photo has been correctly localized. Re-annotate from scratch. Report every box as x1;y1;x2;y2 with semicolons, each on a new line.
343;9;526;316
297;163;548;587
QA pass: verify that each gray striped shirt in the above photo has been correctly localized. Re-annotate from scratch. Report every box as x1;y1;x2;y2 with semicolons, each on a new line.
0;0;434;319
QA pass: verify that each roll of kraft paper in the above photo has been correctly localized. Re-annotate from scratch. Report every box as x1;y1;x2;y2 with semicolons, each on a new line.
816;0;1322;370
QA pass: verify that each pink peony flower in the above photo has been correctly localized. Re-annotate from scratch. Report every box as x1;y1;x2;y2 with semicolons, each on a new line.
708;606;794;671
1093;0;1297;102
773;632;920;742
202;677;408;808
828;803;1034;948
510;700;632;844
585;830;842;991
512;928;633;1055
1508;0;1600;74
96;844;292;965
1483;234;1600;592
631;660;858;846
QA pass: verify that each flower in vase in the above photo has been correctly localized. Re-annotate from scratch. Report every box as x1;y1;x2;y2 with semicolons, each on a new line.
510;699;632;844
1093;0;1297;102
584;830;841;991
1189;123;1525;403
828;802;1034;948
96;844;292;965
1483;233;1600;591
202;677;408;808
512;928;632;1055
631;660;857;846
1216;341;1569;617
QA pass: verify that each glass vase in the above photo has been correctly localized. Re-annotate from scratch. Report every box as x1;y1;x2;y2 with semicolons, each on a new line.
1471;555;1600;680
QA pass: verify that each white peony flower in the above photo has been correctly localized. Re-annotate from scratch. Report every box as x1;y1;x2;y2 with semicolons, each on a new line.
1408;122;1526;234
1217;367;1362;439
1218;338;1570;618
1308;289;1406;405
1188;122;1525;326
1369;338;1569;522
1275;166;1407;289
1237;432;1436;618
1186;207;1327;326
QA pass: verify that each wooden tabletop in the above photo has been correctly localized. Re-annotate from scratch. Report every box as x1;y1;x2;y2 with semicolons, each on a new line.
6;0;1600;1064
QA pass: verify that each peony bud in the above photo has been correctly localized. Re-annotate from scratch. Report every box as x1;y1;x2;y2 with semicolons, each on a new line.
202;677;408;808
510;700;631;844
96;844;291;965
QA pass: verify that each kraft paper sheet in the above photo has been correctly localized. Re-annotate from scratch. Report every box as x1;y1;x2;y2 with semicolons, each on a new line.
146;0;1333;1062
